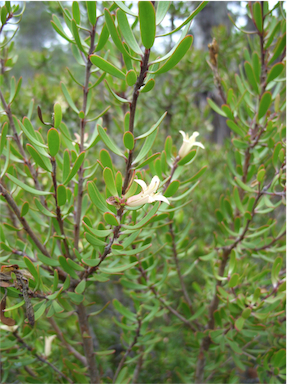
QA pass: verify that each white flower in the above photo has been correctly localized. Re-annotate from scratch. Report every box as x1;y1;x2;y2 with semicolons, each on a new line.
44;335;57;357
126;176;170;207
178;131;205;159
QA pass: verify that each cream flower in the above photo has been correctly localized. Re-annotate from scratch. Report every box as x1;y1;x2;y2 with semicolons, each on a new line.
126;176;170;207
44;335;57;357
178;131;204;159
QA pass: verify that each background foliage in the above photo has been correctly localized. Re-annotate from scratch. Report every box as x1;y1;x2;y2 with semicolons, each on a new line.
0;1;286;383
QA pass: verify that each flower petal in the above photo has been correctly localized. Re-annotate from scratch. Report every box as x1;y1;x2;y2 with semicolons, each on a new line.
134;179;147;190
151;193;170;205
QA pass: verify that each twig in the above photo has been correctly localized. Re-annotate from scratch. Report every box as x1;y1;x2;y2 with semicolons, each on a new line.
113;317;142;384
132;346;144;384
122;48;151;194
254;230;286;251
12;331;73;383
48;317;87;366
0;182;52;259
0;181;72;283
74;25;96;250
77;302;100;384
51;159;71;259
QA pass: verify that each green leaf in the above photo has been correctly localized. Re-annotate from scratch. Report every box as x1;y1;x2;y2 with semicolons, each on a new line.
20;201;29;217
258;92;272;120
113;298;136;321
4;300;25;312
62;150;70;184
20;118;48;149
104;212;119;226
67;291;84;304
123;131;134;150
47;128;60;157
75;279;86;294
104;8;126;55
226;120;245;137
235;316;245;331
244;61;259;94
228;273;239;288
86;1;96;25
164;180;180;198
271;257;282;287
103;167;118;196
34;302;47;321
156;1;170;25
87;181;110;213
85;232;107;247
71;19;86;53
105;80;130;103
178;149;196;166
157;1;208;37
51;15;74;43
126;69;137;86
95;22;109;51
90;55;126;80
6;173;52;195
133;129;158;164
139;1;156;49
61;82;79;113
57;184;67;206
9;76;22;104
153;36;193;75
253;2;263;32
221;105;234;120
117;9;143;55
34;198;56;217
95;349;115;356
64;151;85;185
66;258;85;271
38;253;58;266
115;367;128;384
114;1;137;16
268;32;286;65
135;152;160;169
136;112;167;140
140;78;155;93
266;62;285;83
58;256;79;280
53;103;62;128
207;98;227;117
234;177;255;193
98;125;124;157
0;122;8;155
23;256;38;282
72;1;80;25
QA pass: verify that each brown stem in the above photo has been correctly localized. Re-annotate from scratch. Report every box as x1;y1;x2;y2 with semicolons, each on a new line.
132;346;144;384
122;48;151;194
0;181;72;283
254;230;286;251
51;159;71;259
77;302;100;384
74;26;96;250
112;317;142;384
0;182;52;259
48;317;87;366
12;331;73;383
